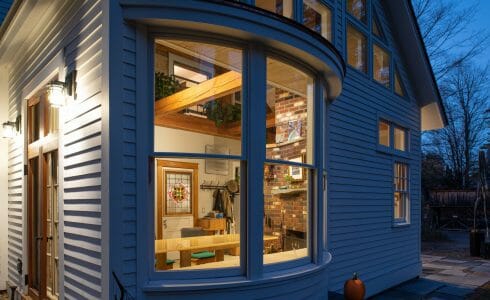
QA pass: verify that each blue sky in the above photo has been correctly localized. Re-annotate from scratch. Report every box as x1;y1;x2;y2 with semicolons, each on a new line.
460;0;490;67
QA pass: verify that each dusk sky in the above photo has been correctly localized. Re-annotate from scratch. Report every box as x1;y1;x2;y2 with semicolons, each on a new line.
456;0;490;67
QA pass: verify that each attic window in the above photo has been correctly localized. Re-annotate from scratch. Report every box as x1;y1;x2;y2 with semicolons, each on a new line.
372;14;384;39
373;44;390;87
394;69;405;96
347;0;366;23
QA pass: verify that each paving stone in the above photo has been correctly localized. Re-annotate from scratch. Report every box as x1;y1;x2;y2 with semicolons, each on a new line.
394;278;444;296
425;291;465;300
470;265;490;273
461;275;490;287
424;274;471;286
439;269;468;276
436;285;474;297
424;263;454;270
422;255;445;263
439;259;467;264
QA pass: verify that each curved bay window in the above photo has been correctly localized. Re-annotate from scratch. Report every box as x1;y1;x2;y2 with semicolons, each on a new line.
151;37;324;279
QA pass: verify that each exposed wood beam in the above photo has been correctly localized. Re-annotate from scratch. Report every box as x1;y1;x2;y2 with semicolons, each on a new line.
155;71;242;115
226;113;276;136
155;113;241;140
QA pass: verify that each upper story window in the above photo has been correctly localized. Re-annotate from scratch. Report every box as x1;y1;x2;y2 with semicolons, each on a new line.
303;0;332;41
347;0;366;23
256;0;293;18
378;120;390;147
394;126;406;151
347;25;367;73
372;13;384;40
152;37;321;276
377;119;409;153
373;44;390;87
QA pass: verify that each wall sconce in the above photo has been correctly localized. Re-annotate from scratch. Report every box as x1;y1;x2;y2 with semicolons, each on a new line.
46;70;77;108
2;115;21;139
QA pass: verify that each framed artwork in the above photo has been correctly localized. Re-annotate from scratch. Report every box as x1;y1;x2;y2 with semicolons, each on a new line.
156;160;199;239
287;119;302;142
164;171;193;215
288;155;305;181
205;144;229;175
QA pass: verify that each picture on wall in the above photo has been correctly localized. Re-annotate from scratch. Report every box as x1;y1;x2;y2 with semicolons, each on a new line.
205;144;230;175
288;155;305;181
288;119;302;142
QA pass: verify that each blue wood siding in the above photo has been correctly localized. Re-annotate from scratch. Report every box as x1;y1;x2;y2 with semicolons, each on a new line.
118;23;138;295
0;0;12;25
327;0;421;296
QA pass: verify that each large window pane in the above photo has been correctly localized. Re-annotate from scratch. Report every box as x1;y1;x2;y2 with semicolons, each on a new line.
347;25;367;73
394;127;406;151
264;163;309;264
303;0;332;41
154;158;242;270
154;40;243;271
256;0;293;18
378;120;390;147
347;0;366;23
154;40;242;155
373;44;390;87
266;57;314;165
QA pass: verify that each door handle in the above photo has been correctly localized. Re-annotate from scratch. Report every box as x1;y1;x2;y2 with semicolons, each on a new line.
47;236;53;240
36;236;43;241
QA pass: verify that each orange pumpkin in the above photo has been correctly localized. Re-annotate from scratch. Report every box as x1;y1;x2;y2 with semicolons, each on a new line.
344;273;366;300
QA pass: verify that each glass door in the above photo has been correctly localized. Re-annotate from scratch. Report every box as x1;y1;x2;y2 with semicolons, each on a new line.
27;91;59;300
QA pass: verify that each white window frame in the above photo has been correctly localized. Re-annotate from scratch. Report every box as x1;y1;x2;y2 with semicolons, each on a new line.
393;162;410;225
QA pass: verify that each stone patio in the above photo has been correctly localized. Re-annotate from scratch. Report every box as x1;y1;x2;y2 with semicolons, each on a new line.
367;254;489;299
329;230;490;299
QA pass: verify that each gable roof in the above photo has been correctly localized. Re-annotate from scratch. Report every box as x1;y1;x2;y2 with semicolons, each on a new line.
384;0;448;130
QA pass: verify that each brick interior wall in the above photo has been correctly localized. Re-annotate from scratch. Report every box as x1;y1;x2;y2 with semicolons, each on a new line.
264;87;308;253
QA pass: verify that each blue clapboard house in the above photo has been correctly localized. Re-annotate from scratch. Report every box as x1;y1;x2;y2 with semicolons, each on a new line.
0;0;446;299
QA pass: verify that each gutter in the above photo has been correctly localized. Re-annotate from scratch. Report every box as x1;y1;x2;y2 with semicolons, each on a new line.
0;0;22;46
406;0;449;127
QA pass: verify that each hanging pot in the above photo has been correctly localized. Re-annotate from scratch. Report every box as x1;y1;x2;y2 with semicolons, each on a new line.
344;273;366;300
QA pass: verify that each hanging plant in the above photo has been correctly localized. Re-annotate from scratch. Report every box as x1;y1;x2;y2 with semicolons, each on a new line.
203;100;241;127
155;72;181;101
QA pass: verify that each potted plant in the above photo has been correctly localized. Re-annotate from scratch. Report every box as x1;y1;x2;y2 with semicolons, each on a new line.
154;72;181;101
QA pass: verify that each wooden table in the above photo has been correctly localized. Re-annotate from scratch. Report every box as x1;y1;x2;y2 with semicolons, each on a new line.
155;234;278;269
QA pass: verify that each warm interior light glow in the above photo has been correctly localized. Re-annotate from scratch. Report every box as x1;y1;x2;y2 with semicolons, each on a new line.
2;122;16;138
47;81;66;108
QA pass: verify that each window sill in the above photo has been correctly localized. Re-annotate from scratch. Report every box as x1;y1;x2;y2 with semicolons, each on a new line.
376;145;410;159
142;253;332;293
392;222;410;228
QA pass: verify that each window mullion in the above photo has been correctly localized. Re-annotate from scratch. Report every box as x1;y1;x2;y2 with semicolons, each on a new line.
245;44;266;280
313;78;325;264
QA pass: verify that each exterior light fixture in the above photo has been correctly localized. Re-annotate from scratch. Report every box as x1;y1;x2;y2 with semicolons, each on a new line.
46;70;77;108
46;81;66;108
2;115;21;139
